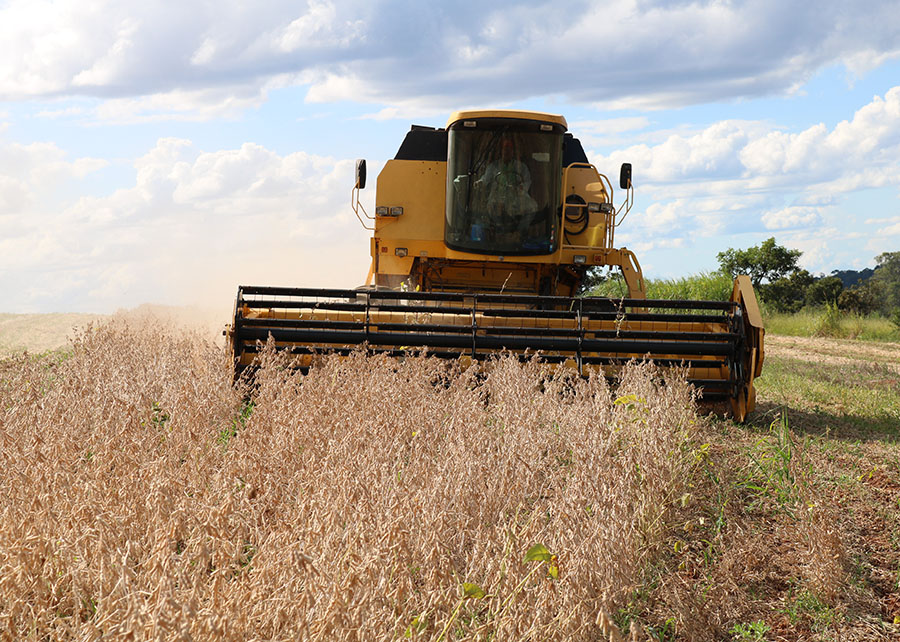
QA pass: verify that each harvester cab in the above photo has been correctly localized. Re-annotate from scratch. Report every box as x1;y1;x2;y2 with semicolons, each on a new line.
229;110;764;421
350;111;645;298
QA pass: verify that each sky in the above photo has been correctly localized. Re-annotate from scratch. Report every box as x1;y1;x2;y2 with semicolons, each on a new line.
2;0;900;313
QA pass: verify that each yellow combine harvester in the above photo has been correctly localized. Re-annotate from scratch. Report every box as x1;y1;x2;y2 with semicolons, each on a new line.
229;110;764;420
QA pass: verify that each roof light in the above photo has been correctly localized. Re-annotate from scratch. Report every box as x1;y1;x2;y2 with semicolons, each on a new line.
540;124;553;131
464;120;477;127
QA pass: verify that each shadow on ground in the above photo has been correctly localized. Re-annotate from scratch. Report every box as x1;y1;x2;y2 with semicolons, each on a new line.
743;400;900;444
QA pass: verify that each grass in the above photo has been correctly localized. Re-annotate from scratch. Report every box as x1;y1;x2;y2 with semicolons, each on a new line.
764;307;898;342
757;349;900;435
693;333;900;640
588;270;734;302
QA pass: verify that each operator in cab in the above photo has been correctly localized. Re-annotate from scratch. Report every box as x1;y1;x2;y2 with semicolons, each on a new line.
446;120;562;256
477;135;538;219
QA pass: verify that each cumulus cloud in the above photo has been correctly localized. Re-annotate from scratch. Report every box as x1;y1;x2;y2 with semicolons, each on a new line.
865;215;900;237
0;141;107;213
761;205;823;230
0;137;372;312
584;87;900;272
2;0;900;116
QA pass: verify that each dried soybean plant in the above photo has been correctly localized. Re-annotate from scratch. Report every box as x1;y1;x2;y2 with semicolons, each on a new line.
0;318;701;641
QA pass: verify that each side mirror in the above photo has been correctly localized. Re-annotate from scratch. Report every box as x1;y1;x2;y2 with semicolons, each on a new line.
355;159;367;189
619;163;632;190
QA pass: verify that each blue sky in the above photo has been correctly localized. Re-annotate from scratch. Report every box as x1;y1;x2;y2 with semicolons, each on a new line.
2;0;900;313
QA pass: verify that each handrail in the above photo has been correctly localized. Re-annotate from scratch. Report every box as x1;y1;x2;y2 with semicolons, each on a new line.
350;184;375;230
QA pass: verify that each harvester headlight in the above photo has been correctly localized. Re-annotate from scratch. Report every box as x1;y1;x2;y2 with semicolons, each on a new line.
395;247;408;257
599;202;614;214
588;202;601;212
573;255;586;264
464;120;477;127
390;206;404;216
376;206;389;216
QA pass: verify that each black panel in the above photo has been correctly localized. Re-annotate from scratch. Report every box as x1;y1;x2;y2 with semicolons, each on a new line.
563;133;589;167
394;127;448;161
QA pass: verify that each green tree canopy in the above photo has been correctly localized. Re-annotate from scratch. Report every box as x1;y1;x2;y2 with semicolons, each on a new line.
764;269;815;313
716;237;802;287
837;280;883;315
873;252;900;311
805;276;843;306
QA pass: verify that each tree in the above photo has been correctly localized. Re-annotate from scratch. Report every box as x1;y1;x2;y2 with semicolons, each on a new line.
837;280;883;315
763;269;815;313
805;276;843;307
717;237;802;287
873;252;900;312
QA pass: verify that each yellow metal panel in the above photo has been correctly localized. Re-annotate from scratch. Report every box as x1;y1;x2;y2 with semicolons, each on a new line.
375;160;446;244
378;253;416;276
562;168;613;251
732;275;763;329
446;110;567;129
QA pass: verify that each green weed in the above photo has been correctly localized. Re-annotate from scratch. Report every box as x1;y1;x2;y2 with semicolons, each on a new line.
220;400;254;446
779;588;839;630
742;413;808;517
150;401;170;429
813;302;842;338
729;620;771;641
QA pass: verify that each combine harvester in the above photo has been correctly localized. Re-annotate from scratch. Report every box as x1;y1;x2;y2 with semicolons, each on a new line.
228;110;764;420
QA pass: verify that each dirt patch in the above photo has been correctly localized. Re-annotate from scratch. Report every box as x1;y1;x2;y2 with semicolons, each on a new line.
766;335;900;373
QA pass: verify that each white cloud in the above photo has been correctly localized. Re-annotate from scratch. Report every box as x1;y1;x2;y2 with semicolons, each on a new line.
269;1;365;53
92;86;273;123
0;136;373;312
580;87;900;271
865;215;900;236
35;106;88;119
0;141;107;213
761;205;822;230
3;0;900;116
71;18;139;87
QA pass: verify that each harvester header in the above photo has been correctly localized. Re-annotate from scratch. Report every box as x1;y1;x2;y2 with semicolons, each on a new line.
228;110;764;420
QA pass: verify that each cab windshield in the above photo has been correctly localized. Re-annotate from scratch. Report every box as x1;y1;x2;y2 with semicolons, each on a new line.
445;120;563;255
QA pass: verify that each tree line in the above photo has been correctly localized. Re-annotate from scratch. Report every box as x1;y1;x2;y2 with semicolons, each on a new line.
717;237;899;317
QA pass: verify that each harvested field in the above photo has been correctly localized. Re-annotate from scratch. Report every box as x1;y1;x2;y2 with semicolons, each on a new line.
765;335;900;375
0;313;103;355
